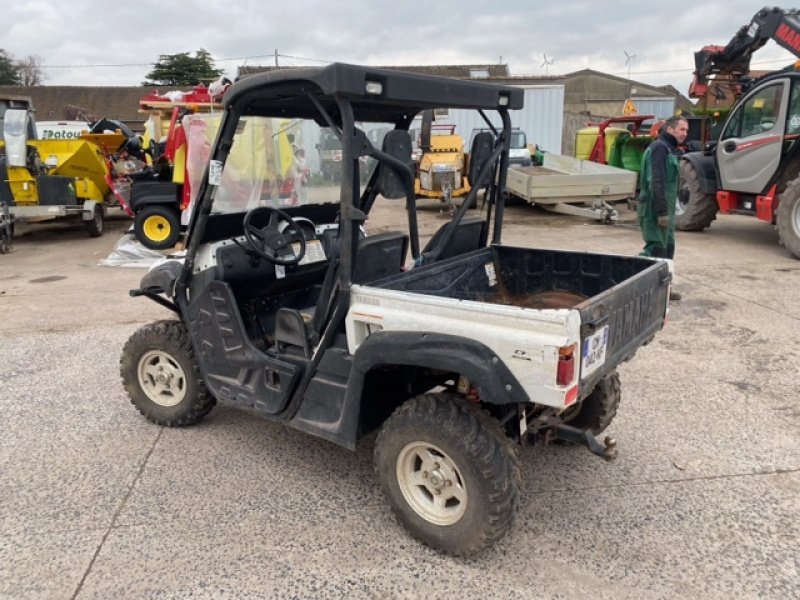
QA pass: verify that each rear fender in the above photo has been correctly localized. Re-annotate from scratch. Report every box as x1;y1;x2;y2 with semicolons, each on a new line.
348;329;526;404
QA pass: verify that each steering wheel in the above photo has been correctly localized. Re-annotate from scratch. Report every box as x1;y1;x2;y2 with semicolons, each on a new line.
242;206;307;266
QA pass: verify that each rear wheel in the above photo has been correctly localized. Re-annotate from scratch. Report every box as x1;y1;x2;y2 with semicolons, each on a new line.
776;177;800;259
85;204;104;237
563;371;621;434
120;320;215;426
676;161;717;231
135;205;181;250
374;393;519;556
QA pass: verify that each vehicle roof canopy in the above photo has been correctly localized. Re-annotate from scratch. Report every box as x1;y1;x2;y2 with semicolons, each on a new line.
225;63;524;124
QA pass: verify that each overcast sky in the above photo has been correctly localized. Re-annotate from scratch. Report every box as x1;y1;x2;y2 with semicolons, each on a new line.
2;1;796;95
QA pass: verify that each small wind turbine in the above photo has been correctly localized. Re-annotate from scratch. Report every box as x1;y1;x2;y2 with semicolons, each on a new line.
541;54;555;76
623;50;637;81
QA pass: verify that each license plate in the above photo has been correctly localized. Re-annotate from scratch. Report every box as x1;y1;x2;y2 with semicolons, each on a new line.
581;325;609;378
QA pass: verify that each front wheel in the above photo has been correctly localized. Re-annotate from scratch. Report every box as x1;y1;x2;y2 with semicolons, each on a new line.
135;205;181;250
776;177;800;259
120;320;215;426
676;161;717;231
374;393;520;556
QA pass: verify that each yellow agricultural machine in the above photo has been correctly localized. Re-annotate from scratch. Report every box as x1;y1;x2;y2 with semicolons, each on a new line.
0;98;128;238
413;111;470;206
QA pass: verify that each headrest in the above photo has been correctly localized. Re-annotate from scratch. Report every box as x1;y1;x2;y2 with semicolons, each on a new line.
377;130;413;199
468;131;495;187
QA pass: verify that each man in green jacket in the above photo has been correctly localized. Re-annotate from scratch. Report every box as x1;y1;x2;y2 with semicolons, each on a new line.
638;115;688;299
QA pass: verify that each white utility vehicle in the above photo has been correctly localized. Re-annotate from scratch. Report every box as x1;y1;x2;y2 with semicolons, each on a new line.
121;64;671;556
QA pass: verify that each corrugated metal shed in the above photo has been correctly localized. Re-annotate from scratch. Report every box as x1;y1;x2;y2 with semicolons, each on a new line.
632;97;676;120
434;85;565;154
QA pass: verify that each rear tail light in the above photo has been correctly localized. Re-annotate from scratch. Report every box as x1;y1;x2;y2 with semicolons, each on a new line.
557;344;576;386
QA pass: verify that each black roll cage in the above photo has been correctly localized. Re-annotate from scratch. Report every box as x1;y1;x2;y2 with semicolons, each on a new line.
174;63;524;315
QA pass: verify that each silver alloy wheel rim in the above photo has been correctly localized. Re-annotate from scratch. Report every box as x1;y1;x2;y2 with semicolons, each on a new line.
137;350;187;407
792;197;800;236
396;441;467;526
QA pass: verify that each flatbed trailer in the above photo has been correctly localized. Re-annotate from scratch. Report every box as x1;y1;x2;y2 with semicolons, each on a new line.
506;152;637;221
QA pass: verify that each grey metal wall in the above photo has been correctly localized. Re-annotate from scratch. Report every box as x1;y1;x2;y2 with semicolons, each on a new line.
435;85;565;154
632;97;676;120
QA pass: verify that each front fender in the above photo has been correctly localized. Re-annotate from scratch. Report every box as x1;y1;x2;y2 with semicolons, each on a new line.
681;152;718;194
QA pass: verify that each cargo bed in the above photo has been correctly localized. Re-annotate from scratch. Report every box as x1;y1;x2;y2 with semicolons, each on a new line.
350;245;670;404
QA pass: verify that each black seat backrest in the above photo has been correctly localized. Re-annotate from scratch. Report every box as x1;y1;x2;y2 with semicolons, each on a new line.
376;130;414;199
422;216;488;262
312;231;408;334
468;131;495;187
353;231;409;283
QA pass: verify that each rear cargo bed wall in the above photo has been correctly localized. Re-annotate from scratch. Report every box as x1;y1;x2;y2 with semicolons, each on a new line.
492;246;654;301
376;246;656;305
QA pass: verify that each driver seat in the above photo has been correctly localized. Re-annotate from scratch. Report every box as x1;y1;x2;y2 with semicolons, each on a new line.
274;231;408;357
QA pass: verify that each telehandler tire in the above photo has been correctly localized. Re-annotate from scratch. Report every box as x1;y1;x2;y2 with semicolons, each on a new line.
120;320;215;426
676;161;718;231
776;177;800;260
374;393;519;556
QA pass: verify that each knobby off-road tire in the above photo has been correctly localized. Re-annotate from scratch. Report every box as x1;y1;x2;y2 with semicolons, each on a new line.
564;371;621;434
374;393;520;556
776;177;800;259
676;161;718;231
120;320;215;426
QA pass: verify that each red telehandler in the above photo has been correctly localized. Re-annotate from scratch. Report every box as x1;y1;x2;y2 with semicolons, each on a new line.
677;6;800;259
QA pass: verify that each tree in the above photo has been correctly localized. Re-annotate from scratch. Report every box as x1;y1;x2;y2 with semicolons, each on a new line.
15;55;45;86
143;49;223;86
0;49;21;85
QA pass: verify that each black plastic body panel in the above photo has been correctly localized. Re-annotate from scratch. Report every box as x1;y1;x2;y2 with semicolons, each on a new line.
37;176;75;205
185;280;300;415
129;180;180;212
136;260;182;295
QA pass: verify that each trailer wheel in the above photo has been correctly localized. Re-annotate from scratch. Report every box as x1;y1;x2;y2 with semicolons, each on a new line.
776;177;800;259
120;320;215;427
374;393;519;556
85;204;104;237
563;371;621;434
676;161;717;231
135;206;181;250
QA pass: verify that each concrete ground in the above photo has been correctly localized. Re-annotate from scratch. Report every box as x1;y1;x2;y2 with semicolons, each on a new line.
1;199;798;600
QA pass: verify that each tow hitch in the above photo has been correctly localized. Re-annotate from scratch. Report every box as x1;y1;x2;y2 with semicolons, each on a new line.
550;424;618;461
